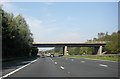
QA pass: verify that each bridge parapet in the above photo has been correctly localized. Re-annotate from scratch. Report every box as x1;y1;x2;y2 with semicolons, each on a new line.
32;42;106;44
32;42;106;47
86;41;106;43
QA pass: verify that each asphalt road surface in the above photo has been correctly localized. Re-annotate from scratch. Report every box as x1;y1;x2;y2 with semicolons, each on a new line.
2;56;118;77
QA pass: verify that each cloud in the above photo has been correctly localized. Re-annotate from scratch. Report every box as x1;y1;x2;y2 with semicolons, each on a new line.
0;1;15;12
67;16;73;21
0;2;92;43
26;17;88;43
46;13;52;17
26;17;44;38
44;2;54;5
54;32;87;43
46;19;56;24
26;17;59;42
0;1;25;16
26;18;43;29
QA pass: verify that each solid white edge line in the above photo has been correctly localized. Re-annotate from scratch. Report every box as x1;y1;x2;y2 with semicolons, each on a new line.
1;58;39;79
99;64;108;67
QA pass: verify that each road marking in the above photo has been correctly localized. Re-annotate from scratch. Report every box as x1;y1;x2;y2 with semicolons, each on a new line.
1;58;39;79
55;62;57;65
81;61;85;63
71;59;74;61
68;72;70;74
60;66;64;70
50;58;52;61
31;59;38;63
50;58;54;62
99;64;108;67
74;57;117;62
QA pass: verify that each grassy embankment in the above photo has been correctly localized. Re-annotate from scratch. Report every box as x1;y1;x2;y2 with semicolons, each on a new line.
63;55;120;61
2;56;39;65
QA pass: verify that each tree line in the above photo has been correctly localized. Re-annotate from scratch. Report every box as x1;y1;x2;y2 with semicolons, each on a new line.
54;31;120;55
91;31;120;54
1;6;38;58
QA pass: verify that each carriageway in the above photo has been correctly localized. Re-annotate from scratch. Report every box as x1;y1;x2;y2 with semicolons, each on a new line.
32;42;106;55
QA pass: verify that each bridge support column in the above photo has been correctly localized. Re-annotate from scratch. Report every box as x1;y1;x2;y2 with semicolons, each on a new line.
63;46;67;55
97;46;102;55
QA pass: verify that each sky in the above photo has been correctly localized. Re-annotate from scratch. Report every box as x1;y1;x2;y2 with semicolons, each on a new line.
0;1;118;50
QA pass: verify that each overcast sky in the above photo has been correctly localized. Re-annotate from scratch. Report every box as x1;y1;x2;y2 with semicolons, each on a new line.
0;1;118;50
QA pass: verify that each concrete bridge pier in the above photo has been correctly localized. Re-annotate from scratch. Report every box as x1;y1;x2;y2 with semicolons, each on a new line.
97;46;102;55
63;46;67;55
94;46;103;55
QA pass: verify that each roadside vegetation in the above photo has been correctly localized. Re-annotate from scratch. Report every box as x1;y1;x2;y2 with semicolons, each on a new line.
3;55;39;65
63;55;120;61
1;6;38;58
53;28;120;61
54;31;120;55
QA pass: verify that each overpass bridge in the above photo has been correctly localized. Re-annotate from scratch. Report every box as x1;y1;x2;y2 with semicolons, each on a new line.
32;42;106;55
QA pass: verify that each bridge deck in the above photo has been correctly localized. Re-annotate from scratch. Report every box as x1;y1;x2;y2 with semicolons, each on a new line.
32;42;106;47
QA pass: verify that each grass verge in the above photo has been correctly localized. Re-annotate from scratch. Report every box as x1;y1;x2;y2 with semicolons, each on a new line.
63;55;120;61
2;56;39;65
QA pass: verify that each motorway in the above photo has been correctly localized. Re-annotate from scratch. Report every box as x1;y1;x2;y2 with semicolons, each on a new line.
2;56;118;77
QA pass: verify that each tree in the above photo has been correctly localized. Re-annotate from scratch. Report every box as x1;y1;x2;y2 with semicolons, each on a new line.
104;32;118;54
92;31;120;54
2;8;38;58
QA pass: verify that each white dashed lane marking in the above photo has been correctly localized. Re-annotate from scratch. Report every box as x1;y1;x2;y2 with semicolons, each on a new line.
60;66;64;70
55;62;57;65
99;64;108;67
68;72;70;74
50;58;54;62
81;61;85;63
71;59;74;61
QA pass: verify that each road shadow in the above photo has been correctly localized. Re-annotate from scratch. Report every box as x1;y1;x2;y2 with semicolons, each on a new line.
2;55;40;75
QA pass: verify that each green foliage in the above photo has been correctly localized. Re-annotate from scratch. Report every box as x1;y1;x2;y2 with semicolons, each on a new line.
59;50;63;54
63;55;119;61
54;47;95;55
68;47;76;55
1;8;38;58
54;47;62;52
96;31;119;54
54;31;120;55
68;47;94;55
31;47;38;56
